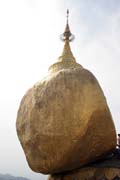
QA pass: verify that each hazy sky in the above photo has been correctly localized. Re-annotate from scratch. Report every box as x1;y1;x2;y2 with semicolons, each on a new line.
0;1;120;180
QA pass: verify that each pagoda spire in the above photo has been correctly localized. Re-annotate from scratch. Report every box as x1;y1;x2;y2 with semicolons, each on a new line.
60;9;75;42
58;9;76;63
48;10;82;73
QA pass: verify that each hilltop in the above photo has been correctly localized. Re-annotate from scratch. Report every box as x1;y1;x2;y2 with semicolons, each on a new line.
0;173;31;180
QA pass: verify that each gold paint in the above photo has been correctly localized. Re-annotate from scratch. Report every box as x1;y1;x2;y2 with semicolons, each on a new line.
16;67;116;174
48;40;82;73
58;40;75;63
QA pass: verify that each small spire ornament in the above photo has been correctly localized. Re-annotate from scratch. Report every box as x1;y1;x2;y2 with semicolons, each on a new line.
60;9;75;42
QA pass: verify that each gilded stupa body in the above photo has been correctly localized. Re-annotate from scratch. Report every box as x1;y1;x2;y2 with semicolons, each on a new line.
16;11;116;174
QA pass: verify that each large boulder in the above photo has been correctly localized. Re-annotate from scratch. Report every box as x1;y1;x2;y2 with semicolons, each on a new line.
16;62;116;174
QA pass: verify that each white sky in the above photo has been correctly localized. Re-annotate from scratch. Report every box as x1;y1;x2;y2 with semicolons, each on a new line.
0;0;120;180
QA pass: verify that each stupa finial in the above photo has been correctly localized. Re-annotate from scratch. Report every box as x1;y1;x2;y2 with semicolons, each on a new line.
60;9;75;42
66;9;69;23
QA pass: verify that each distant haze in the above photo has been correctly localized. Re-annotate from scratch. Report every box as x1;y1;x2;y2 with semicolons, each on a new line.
0;1;120;180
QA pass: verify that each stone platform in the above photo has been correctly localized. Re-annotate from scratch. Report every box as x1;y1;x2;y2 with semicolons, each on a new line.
48;151;120;180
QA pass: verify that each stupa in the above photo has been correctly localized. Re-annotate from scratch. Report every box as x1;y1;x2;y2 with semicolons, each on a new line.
16;10;118;179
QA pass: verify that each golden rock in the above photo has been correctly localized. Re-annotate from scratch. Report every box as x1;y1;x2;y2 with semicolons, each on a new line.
16;13;116;174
